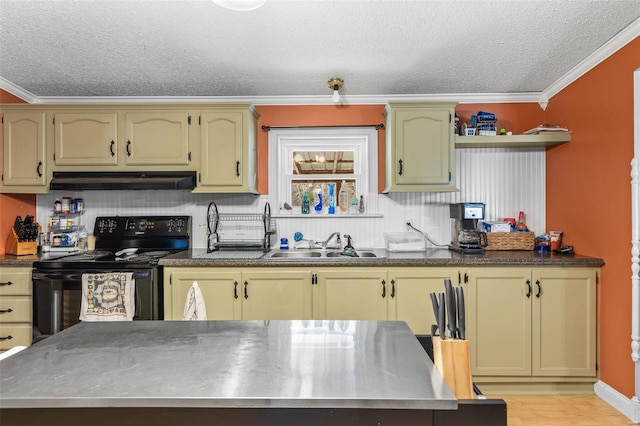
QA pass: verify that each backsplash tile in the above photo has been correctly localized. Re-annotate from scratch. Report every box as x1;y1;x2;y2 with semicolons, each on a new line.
37;148;546;249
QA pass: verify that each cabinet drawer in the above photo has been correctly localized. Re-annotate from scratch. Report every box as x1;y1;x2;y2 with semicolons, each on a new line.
0;297;32;323
0;268;32;296
0;323;32;350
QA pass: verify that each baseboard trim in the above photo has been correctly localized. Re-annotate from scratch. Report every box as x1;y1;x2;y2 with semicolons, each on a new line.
594;380;640;423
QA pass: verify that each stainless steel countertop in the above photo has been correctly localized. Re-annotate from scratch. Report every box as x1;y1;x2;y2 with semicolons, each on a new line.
0;320;456;410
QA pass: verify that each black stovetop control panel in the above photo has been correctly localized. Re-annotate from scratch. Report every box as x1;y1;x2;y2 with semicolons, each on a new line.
94;216;191;237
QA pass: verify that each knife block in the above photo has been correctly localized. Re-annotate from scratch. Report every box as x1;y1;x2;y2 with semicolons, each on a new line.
432;336;474;399
5;229;37;255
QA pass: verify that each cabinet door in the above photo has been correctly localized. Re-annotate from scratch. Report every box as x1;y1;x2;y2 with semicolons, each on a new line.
314;269;388;320
123;112;190;165
468;268;532;376
388;268;461;335
384;103;456;192
199;111;244;187
2;112;47;187
165;269;241;320
532;268;597;377
54;112;118;166
241;269;312;320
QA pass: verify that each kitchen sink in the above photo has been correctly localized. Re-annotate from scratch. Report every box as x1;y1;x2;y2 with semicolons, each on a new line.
325;251;377;258
266;251;322;258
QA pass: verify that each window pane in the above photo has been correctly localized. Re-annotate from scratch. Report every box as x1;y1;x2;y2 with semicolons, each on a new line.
291;180;357;208
292;151;354;175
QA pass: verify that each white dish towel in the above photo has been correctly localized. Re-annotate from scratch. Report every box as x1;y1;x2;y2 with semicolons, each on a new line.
182;281;207;320
80;272;135;322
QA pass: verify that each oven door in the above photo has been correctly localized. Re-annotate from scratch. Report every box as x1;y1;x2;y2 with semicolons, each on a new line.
32;268;161;339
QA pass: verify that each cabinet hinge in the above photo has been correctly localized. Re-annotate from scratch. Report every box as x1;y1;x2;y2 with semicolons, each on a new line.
53;153;56;161
198;173;201;183
188;115;191;125
188;152;191;162
449;171;452;182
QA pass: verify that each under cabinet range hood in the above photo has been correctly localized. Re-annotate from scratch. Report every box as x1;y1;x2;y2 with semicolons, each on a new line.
49;171;197;191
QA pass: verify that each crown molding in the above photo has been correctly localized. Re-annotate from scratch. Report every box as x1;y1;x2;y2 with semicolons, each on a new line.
12;92;543;106
543;16;640;101
0;77;39;103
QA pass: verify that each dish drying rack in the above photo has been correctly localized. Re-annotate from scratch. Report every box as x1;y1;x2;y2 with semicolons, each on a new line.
207;202;276;253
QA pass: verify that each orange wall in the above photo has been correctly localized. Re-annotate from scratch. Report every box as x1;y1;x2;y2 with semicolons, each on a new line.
545;37;640;397
0;89;34;255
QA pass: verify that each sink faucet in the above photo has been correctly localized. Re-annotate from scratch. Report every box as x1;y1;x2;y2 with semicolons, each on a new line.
322;232;341;249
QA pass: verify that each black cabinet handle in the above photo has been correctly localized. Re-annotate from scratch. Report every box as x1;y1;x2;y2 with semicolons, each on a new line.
0;335;13;341
381;280;386;298
244;281;248;299
535;280;542;298
0;308;13;314
390;279;395;298
464;273;469;284
233;281;239;299
126;140;132;156
525;279;532;298
109;140;115;156
398;159;403;176
36;161;43;177
0;281;12;287
236;161;240;177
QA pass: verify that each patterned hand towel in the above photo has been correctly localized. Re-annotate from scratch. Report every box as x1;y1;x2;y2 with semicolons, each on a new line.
182;281;207;320
80;272;135;322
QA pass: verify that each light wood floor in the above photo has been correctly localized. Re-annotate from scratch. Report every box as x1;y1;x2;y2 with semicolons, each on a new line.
490;395;635;425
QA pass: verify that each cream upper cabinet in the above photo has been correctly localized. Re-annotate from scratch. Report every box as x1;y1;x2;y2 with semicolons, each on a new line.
467;267;597;378
383;102;457;193
53;112;118;166
241;269;312;320
163;267;312;320
388;268;461;335
196;105;258;193
314;269;389;320
123;111;190;166
1;111;48;191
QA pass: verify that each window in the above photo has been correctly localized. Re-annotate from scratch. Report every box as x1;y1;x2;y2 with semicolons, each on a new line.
268;128;378;215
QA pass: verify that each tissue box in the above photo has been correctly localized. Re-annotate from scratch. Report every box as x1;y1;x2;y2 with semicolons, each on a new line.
384;232;426;252
482;221;512;233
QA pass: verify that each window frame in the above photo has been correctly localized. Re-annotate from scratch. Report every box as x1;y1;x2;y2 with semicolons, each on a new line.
268;127;378;215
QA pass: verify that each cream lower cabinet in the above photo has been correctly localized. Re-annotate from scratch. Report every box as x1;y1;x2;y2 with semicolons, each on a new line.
1;111;48;192
467;267;597;378
164;267;312;320
313;268;462;334
0;266;33;351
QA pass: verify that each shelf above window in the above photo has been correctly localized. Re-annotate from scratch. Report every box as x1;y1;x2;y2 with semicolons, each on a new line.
455;133;571;149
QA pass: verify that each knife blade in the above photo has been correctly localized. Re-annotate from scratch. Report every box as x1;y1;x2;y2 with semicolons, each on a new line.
438;292;447;340
456;286;466;340
444;279;457;339
429;292;440;337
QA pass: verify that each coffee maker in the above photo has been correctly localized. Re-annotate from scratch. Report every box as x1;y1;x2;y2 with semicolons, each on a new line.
449;202;488;254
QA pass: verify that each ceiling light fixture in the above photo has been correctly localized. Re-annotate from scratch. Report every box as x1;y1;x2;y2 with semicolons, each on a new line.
212;0;266;11
328;77;344;103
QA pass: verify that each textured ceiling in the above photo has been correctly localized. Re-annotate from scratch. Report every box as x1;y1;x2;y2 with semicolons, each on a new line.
0;0;639;101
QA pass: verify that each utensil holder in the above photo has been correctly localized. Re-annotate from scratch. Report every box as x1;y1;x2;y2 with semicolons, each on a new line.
5;229;37;256
432;336;474;399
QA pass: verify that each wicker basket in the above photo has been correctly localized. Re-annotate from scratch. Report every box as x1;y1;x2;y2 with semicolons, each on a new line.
485;232;535;251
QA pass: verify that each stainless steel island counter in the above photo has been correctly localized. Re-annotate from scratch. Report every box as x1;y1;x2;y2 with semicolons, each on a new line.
0;320;477;426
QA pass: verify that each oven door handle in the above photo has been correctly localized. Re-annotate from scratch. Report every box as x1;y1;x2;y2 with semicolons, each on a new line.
32;271;151;281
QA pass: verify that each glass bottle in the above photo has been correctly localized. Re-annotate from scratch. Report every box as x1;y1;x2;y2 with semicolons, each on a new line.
301;191;310;214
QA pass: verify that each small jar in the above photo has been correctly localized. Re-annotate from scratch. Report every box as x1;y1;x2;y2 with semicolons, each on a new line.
74;198;84;212
53;199;62;214
70;198;77;214
61;197;71;214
